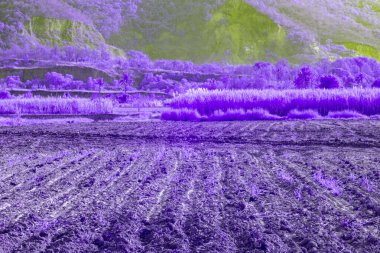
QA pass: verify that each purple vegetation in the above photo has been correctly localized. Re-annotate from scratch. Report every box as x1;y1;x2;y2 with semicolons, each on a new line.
1;2;380;252
208;109;281;121
327;110;367;119
0;90;11;99
161;109;201;121
319;75;341;89
294;66;314;89
161;108;282;121
1;56;380;93
0;97;113;115
372;78;380;88
287;109;321;120
167;88;380;119
45;72;84;90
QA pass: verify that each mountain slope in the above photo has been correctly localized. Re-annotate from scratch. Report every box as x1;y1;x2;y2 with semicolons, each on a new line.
109;0;309;64
1;0;379;64
245;0;380;61
109;0;380;63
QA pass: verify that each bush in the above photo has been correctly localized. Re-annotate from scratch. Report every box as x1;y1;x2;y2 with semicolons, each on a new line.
22;91;33;98
319;75;341;89
372;79;380;88
2;76;22;88
117;93;129;104
161;109;201;121
294;67;314;89
45;72;72;89
0;91;11;99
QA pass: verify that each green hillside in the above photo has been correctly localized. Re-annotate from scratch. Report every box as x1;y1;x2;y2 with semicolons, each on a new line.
109;0;306;64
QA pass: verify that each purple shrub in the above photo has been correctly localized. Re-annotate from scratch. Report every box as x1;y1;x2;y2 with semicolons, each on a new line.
119;73;132;92
86;77;95;90
287;109;320;120
45;72;75;90
319;75;341;89
161;109;201;121
0;91;11;99
95;78;105;91
22;91;33;98
128;50;153;69
200;79;224;90
2;76;23;89
294;66;314;89
355;73;364;85
372;79;380;88
117;93;130;104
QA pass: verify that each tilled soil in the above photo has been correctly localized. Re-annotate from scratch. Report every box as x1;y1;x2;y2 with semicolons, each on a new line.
0;120;379;253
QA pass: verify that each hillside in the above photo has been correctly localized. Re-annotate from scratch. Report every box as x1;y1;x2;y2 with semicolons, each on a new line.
0;0;379;64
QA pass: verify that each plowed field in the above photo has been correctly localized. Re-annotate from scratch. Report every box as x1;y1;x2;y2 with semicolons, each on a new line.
0;120;379;253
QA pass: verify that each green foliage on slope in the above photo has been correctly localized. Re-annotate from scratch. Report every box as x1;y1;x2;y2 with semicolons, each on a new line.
341;42;380;61
25;16;105;48
110;0;303;64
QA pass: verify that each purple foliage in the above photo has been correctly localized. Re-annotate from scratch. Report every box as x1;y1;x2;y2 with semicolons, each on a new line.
116;93;129;104
161;109;201;121
168;88;380;117
95;78;105;91
161;108;281;121
208;109;281;121
1;76;22;88
372;79;380;88
45;72;73;89
0;90;11;99
319;75;341;89
355;73;364;85
294;66;314;89
22;91;33;98
327;110;367;119
119;73;129;86
128;50;153;69
0;97;113;115
287;109;320;120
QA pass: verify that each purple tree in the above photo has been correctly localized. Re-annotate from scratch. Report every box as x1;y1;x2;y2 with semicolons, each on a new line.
294;66;314;89
319;75;341;89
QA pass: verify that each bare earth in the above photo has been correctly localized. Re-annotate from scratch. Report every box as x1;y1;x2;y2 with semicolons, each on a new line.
0;120;379;253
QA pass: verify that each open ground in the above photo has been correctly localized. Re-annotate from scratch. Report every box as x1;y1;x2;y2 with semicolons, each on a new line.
0;120;379;253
